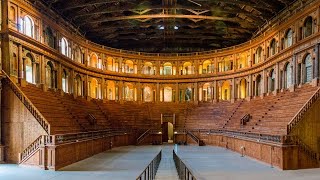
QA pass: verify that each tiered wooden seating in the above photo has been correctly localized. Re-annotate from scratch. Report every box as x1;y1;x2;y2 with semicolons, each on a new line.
20;85;83;134
21;84;318;137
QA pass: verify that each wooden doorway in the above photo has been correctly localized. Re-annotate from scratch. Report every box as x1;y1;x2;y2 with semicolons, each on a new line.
161;114;175;143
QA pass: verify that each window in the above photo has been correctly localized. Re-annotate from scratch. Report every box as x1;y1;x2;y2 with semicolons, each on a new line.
62;70;68;93
61;37;69;56
255;47;262;64
305;54;312;83
46;61;54;88
286;63;292;88
270;39;276;57
45;27;55;48
284;29;293;49
304;16;313;38
25;55;33;83
24;16;34;38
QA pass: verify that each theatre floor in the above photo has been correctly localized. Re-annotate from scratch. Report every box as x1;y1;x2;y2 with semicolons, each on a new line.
1;145;320;180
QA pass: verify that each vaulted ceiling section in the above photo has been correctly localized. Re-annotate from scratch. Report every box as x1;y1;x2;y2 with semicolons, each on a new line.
34;0;295;53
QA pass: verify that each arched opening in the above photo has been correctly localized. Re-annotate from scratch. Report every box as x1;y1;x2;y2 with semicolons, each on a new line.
143;86;152;102
304;54;313;83
285;63;292;88
239;79;247;99
90;53;99;68
75;75;83;96
202;83;212;102
9;6;16;24
164;87;173;102
284;29;293;49
24;16;34;38
90;78;99;99
185;87;192;102
107;57;115;71
270;39;276;57
182;62;193;75
61;37;69;56
107;81;116;100
202;60;213;74
304;16;313;38
269;69;276;92
142;62;154;75
239;54;247;68
255;47;262;64
124;83;135;101
255;75;262;96
74;47;83;64
163;62;173;75
221;81;230;100
46;61;55;88
25;54;33;83
124;60;134;73
62;70;68;93
12;53;18;75
44;27;55;48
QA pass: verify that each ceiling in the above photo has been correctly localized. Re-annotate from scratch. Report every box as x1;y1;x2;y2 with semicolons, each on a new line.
34;0;295;53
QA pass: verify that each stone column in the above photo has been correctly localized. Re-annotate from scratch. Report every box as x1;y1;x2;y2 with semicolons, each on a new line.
57;63;62;90
248;75;252;100
315;44;319;79
119;81;123;103
213;81;218;102
275;62;280;92
156;83;160;102
0;81;4;163
137;82;141;103
18;44;23;80
175;83;179;103
292;54;297;85
231;78;235;103
194;82;198;104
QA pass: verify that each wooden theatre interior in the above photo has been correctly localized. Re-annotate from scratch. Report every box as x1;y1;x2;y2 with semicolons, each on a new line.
0;0;320;171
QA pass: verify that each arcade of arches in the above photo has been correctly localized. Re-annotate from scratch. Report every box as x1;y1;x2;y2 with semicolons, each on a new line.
1;0;320;178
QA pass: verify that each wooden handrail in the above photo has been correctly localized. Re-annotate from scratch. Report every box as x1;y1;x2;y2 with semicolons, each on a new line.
287;87;320;134
137;129;151;145
173;150;197;180
19;135;46;164
186;130;200;144
136;150;162;180
2;70;50;134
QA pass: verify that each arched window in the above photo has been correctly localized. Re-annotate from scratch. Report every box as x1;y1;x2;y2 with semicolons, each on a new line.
107;81;116;100
164;87;173;102
182;62;194;75
44;27;55;48
256;75;262;96
75;75;83;96
270;69;276;92
285;63;292;88
25;54;33;83
23;16;34;38
202;83;212;101
239;79;247;99
46;61;55;88
163;62;172;75
202;60;213;74
74;47;83;63
90;78;99;99
62;70;68;93
284;29;293;49
142;62;154;75
124;83;135;101
305;54;313;83
61;37;69;56
143;86;152;102
185;88;192;102
270;39;276;57
221;81;230;100
90;53;99;68
123;60;134;73
304;16;313;38
255;47;262;64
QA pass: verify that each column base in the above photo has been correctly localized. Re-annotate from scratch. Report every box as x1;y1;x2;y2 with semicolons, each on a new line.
245;96;251;101
289;86;295;92
0;145;5;163
231;99;235;103
311;78;319;87
19;79;27;87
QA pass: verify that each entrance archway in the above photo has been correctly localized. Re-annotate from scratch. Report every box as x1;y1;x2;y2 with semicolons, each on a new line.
161;114;175;143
